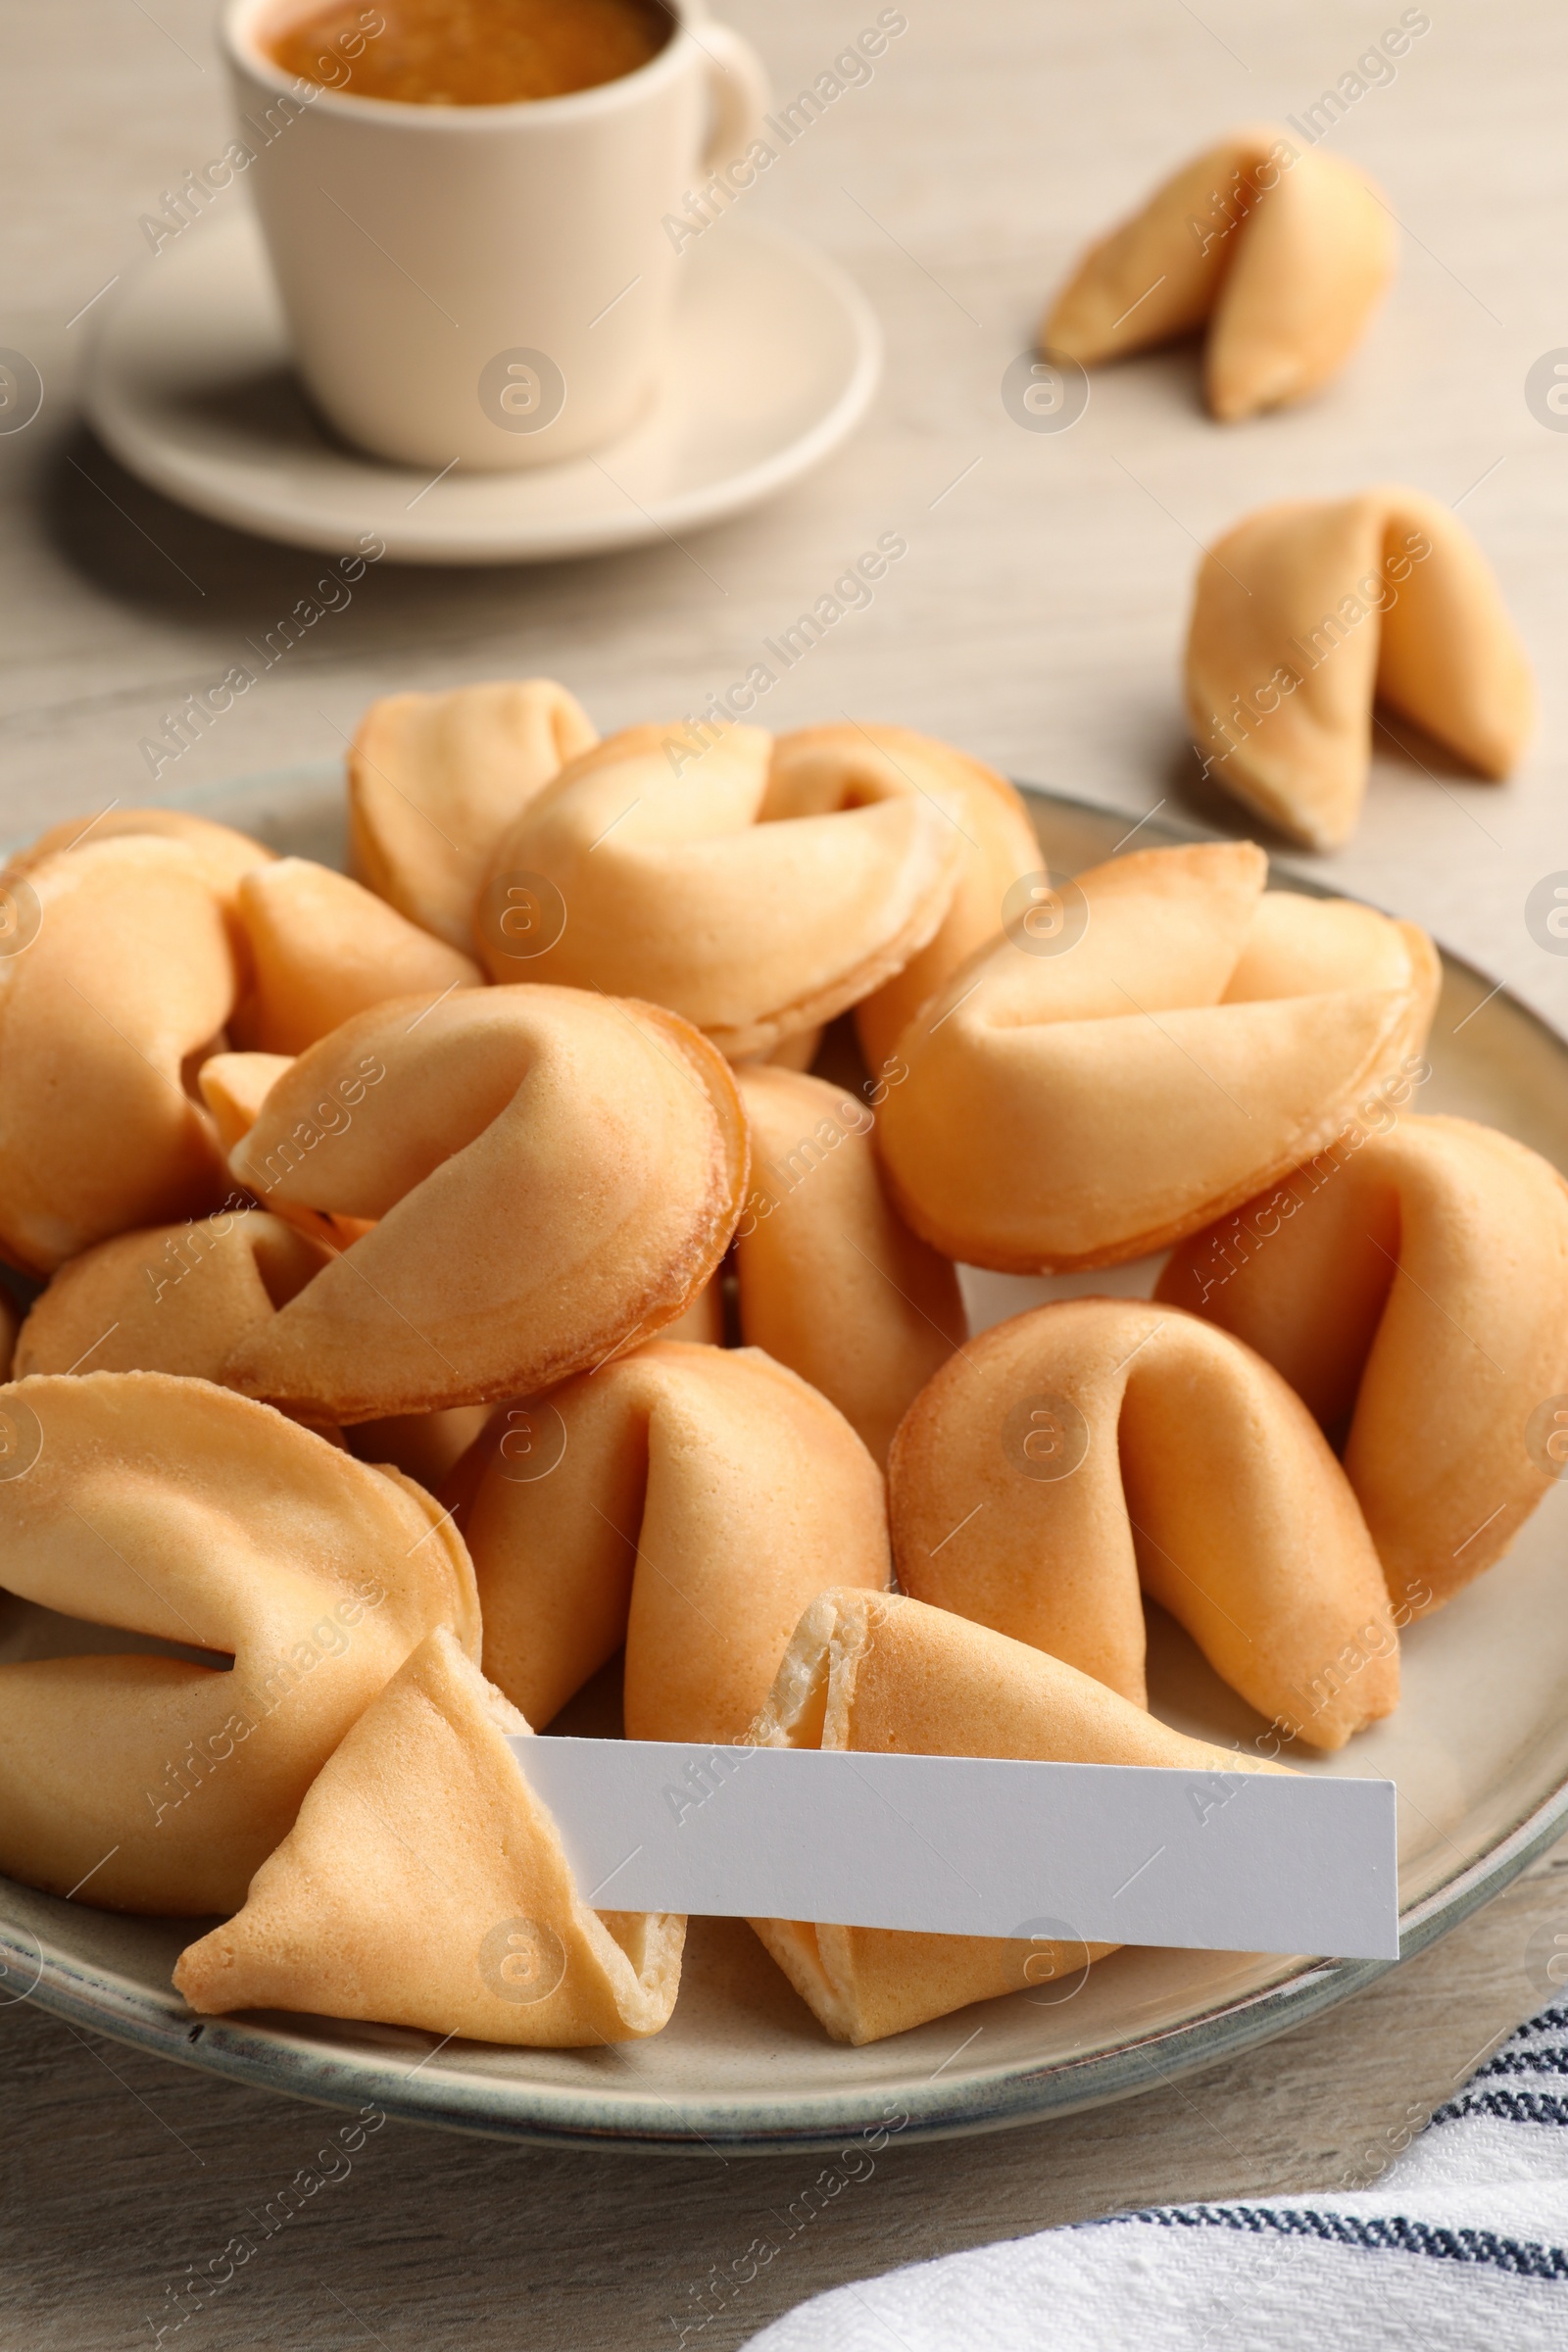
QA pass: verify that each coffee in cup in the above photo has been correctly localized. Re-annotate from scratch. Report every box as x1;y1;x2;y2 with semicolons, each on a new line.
270;0;674;108
223;0;769;471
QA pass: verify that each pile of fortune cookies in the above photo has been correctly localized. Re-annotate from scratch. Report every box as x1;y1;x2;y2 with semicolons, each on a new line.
0;673;1563;2052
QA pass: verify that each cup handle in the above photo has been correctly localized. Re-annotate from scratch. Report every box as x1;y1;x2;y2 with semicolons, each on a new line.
695;21;770;176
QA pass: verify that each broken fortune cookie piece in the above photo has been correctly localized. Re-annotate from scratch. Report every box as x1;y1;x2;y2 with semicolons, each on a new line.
174;1626;685;2046
747;1590;1288;2045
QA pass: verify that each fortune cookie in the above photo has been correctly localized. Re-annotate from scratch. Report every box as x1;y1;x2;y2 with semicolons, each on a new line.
174;1627;685;2045
889;1299;1398;1748
459;1340;891;1742
748;1590;1285;2044
875;841;1438;1271
0;1373;480;1913
14;1207;331;1385
197;1052;294;1152
0;838;237;1272
1186;487;1536;849
762;725;1042;1070
223;988;748;1421
199;1049;379;1260
1045;125;1396;420
734;1066;966;1463
476;723;965;1059
349;678;597;952
230;858;483;1054
12;1202;491;1488
4;806;273;901
1158;1112;1568;1617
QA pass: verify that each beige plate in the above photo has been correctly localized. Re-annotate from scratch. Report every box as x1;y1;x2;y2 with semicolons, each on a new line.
3;770;1567;2152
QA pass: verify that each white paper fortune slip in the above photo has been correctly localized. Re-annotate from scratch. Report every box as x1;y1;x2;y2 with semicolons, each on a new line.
508;1740;1400;1961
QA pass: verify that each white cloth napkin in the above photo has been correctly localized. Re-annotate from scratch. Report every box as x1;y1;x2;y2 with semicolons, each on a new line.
743;1996;1568;2351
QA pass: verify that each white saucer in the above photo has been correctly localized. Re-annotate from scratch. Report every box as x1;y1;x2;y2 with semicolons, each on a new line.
82;209;881;565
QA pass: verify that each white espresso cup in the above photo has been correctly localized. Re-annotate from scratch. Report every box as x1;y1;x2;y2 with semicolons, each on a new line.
221;0;769;470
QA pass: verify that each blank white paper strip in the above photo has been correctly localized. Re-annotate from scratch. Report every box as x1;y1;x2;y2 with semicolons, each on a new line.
507;1739;1399;1961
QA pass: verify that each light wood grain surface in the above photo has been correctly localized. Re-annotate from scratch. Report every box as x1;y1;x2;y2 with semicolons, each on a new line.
5;1;1568;2343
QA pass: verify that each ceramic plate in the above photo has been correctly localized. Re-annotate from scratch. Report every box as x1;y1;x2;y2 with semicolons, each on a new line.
4;771;1568;2153
81;210;881;564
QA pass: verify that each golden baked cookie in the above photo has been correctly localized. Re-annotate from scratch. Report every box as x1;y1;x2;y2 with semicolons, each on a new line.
349;678;596;951
0;838;237;1272
889;1298;1397;1747
13;1205;493;1487
1045;124;1395;420
474;722;965;1059
1186;487;1535;849
874;841;1438;1271
763;724;1041;1070
748;1590;1288;2043
733;1064;966;1463
1158;1112;1568;1616
197;1052;294;1152
230;858;482;1054
222;988;749;1421
4;806;273;901
0;1373;479;1913
458;1340;891;1743
14;1207;330;1386
174;1627;685;2045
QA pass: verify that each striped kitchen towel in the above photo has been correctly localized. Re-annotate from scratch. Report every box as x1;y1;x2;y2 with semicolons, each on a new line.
743;1998;1568;2350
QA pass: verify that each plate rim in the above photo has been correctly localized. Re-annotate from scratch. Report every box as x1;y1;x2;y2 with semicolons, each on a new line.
80;210;883;565
1;772;1561;2156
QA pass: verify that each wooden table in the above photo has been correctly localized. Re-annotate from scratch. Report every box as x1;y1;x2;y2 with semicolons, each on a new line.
4;1;1568;2342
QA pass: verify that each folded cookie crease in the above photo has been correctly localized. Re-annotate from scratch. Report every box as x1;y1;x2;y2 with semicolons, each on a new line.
762;724;1042;1069
1046;125;1396;420
1186;487;1535;849
0;1373;479;1913
457;1339;891;1743
14;1208;331;1387
889;1298;1397;1748
476;723;967;1059
174;1627;684;2045
222;987;749;1421
1158;1112;1568;1615
747;1590;1285;2044
875;841;1438;1271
